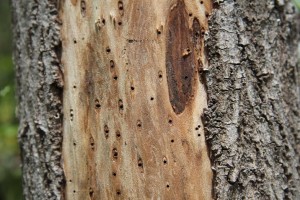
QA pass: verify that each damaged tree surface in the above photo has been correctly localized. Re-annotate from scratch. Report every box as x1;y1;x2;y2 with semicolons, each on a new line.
12;0;300;199
61;0;212;199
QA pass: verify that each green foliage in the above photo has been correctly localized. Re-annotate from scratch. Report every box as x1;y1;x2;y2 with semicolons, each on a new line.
292;0;300;12
0;0;23;199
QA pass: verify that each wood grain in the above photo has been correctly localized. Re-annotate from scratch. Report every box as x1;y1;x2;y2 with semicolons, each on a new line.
61;0;213;199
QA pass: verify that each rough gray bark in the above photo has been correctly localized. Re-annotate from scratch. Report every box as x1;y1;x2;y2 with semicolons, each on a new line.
205;0;300;199
11;0;64;199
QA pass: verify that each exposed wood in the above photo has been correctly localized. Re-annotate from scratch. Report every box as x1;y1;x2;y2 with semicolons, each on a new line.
61;0;213;199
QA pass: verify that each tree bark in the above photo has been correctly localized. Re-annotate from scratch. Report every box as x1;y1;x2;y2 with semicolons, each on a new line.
12;0;300;200
205;0;300;199
12;0;64;199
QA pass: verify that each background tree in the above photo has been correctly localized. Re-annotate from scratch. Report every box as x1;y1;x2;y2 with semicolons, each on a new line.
11;0;300;199
0;0;22;199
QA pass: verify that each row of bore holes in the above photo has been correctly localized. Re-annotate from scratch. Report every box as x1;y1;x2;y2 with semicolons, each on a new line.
81;1;124;16
90;137;95;150
71;122;199;192
104;125;122;140
79;1;209;44
195;125;201;137
107;51;120;83
71;187;121;196
102;118;176;141
72;188;96;197
70;123;199;147
110;153;170;192
95;1;124;29
116;0;124;26
114;150;153;195
92;0;164;36
71;110;200;140
111;61;163;94
108;53;163;77
93;96;155;113
72;187;96;197
91;58;163;109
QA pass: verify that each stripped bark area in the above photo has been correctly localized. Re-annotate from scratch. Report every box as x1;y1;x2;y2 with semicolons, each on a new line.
205;0;300;199
61;0;213;199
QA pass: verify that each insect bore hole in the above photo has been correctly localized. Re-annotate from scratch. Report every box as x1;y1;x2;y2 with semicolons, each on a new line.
95;100;101;109
137;120;142;128
110;60;114;68
118;1;124;10
112;148;118;159
116;131;121;138
116;190;121;195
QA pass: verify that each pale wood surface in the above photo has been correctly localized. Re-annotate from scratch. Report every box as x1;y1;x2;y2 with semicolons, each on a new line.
61;0;213;199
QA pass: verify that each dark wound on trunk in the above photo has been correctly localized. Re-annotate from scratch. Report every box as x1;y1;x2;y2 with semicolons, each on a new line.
166;1;202;114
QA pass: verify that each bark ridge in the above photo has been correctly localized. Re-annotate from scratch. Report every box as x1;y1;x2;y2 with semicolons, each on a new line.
12;0;64;199
205;0;300;199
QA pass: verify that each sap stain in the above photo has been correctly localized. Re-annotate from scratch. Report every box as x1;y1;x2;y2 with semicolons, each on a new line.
166;1;197;114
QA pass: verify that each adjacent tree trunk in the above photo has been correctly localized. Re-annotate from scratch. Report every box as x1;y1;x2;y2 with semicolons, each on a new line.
205;1;300;199
12;0;300;199
12;0;64;199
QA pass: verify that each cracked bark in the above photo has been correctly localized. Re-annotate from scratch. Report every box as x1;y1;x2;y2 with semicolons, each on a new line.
205;0;300;199
12;0;64;199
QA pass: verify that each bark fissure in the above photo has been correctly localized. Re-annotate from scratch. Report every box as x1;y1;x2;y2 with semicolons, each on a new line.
205;1;300;199
12;0;64;199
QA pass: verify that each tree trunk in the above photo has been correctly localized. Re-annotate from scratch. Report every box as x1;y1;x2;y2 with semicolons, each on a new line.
12;0;300;199
205;1;300;199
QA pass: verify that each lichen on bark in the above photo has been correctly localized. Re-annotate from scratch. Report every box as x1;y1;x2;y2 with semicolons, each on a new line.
205;0;300;199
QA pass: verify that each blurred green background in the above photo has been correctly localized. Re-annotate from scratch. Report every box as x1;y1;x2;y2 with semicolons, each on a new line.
0;0;23;200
